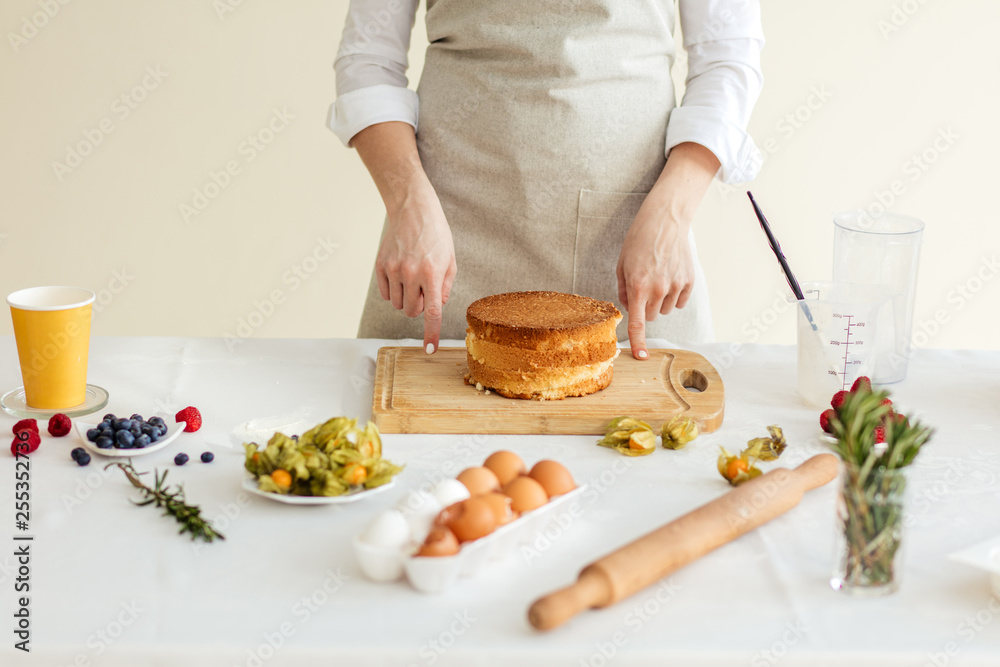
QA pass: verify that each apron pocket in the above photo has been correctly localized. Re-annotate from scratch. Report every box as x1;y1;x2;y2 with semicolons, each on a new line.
572;189;648;301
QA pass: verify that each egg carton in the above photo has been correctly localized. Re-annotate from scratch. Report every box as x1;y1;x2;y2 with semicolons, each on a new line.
354;484;588;593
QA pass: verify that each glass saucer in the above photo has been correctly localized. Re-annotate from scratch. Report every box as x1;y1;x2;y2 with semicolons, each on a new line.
1;384;109;419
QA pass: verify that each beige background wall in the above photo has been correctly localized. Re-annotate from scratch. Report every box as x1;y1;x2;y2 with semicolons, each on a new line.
1;1;996;351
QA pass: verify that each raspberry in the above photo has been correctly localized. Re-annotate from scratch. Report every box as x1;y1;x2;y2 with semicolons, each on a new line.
830;390;849;409
47;413;72;437
10;430;41;456
175;406;202;433
13;419;38;436
850;376;872;393
820;408;837;434
874;424;887;443
881;397;893;408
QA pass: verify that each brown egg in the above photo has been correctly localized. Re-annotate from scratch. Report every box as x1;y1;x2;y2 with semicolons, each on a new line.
529;460;576;497
481;492;516;526
445;497;497;542
503;476;549;513
434;501;464;528
456;466;501;496
417;526;460;557
483;450;527;486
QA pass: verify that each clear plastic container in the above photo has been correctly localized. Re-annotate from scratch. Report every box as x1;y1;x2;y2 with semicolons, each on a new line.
833;211;924;384
792;282;888;408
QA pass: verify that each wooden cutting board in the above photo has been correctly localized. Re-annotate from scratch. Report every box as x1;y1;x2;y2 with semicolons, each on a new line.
372;347;724;435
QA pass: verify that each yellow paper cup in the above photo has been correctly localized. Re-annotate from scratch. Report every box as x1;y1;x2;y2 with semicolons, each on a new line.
8;287;95;409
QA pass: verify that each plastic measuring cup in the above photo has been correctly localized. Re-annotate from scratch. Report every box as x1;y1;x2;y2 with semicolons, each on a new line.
832;211;924;384
792;282;889;409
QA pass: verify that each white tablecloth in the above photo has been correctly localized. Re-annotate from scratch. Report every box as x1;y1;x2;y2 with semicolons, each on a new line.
1;337;998;667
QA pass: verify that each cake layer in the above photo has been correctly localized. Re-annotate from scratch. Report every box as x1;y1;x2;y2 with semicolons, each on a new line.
466;332;619;371
466;354;615;400
466;291;621;351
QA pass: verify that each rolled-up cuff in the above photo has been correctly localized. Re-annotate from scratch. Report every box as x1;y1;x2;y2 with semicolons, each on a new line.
665;105;762;184
328;84;419;146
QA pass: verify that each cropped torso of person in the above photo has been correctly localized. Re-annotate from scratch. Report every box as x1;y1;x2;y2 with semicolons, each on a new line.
331;0;764;358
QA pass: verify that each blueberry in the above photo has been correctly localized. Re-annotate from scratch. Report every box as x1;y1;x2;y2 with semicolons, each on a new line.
129;425;142;438
103;413;116;423
174;453;189;466
113;418;127;431
130;413;143;422
134;434;151;449
148;430;160;443
76;452;91;466
70;447;86;461
122;419;136;431
100;420;113;431
141;423;155;436
116;430;135;448
86;428;101;442
155;425;168;437
95;436;114;449
149;416;165;426
200;452;214;463
100;427;114;438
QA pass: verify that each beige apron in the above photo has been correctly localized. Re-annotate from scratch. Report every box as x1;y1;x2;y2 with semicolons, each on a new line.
358;0;714;343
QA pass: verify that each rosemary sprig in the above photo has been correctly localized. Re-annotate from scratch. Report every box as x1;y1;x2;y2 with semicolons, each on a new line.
828;388;933;588
107;461;225;543
828;389;933;476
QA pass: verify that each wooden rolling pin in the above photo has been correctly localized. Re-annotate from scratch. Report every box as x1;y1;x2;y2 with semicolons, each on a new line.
528;453;838;631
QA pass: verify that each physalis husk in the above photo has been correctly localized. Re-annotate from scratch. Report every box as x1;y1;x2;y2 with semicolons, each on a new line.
661;417;699;450
743;425;787;461
717;446;762;486
597;416;656;456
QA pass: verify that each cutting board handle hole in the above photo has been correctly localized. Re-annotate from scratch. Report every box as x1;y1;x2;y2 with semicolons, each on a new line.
680;369;708;393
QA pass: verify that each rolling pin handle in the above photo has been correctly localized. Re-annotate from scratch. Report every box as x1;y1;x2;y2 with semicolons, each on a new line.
528;568;610;631
793;453;839;492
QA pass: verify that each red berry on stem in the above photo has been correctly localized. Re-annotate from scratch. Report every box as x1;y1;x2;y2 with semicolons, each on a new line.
820;408;837;434
48;413;72;437
874;424;887;443
850;376;872;393
175;406;202;433
831;390;848;409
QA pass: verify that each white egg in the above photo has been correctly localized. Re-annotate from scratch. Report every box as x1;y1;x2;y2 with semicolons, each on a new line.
432;478;471;508
359;509;410;550
396;489;443;544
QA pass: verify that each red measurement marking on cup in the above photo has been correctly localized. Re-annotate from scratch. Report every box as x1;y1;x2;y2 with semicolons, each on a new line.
829;314;868;389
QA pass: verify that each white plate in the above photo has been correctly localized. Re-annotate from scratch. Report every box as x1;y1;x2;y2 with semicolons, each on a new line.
949;536;1000;598
242;476;396;505
75;418;186;458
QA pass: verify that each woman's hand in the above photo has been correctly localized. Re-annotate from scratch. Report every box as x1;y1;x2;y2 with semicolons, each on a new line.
616;209;695;357
375;182;457;353
616;142;720;359
352;122;457;353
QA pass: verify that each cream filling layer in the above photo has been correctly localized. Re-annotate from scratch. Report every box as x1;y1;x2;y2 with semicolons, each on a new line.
465;335;618;368
467;328;618;352
469;352;618;390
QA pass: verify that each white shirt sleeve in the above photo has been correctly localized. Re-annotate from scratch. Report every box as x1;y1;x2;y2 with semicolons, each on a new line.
668;0;765;183
329;0;421;146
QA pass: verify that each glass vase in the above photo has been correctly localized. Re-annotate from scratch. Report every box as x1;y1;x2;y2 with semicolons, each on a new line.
830;462;908;596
